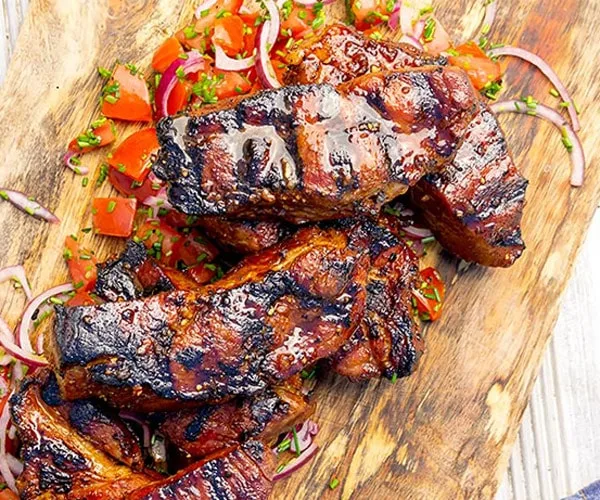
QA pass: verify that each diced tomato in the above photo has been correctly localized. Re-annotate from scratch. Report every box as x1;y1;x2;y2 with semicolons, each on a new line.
213;15;245;57
68;119;116;154
412;267;445;321
269;58;288;86
349;0;389;31
281;5;315;38
167;80;193;115
240;14;259;55
64;235;97;292
108;167;161;202
186;263;218;285
214;70;253;99
152;37;184;73
136;220;219;269
92;197;137;237
0;489;19;500
448;42;502;90
67;290;97;307
101;64;153;122
108;128;160;182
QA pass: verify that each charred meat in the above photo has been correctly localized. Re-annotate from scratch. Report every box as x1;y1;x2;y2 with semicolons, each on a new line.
157;375;313;460
153;68;479;223
331;220;423;380
284;26;528;267
129;441;274;500
10;370;154;499
284;22;446;86
46;223;370;411
411;103;527;266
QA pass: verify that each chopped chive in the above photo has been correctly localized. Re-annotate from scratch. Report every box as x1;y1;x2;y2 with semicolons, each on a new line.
421;236;436;244
104;94;118;104
49;297;64;305
549;88;559;98
391;373;398;383
98;66;112;78
291;426;301;457
107;201;117;213
81;227;92;233
329;477;340;490
73;281;84;289
82;177;89;187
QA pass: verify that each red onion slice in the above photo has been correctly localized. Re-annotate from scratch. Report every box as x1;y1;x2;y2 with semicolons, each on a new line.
290;420;319;454
273;442;319;480
399;34;423;51
255;21;281;89
155;51;206;119
6;454;22;477
0;317;48;367
488;46;580;132
63;151;89;175
0;390;16;492
142;188;174;220
214;44;255;71
0;188;59;224
402;225;433;239
263;0;281;49
0;265;33;302
18;283;74;355
195;0;217;18
490;100;585;187
119;411;151;448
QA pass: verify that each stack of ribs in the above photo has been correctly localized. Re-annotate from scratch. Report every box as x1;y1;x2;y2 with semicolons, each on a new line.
11;23;527;499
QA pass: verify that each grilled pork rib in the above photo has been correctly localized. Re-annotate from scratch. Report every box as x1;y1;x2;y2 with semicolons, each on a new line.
10;370;154;499
153;68;479;223
285;23;528;266
157;374;313;460
284;22;446;86
47;223;370;411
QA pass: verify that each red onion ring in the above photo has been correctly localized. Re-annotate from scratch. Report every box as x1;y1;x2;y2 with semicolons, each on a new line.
255;21;281;89
0;188;59;224
214;44;255;71
490;100;585;187
488;46;580;132
63;151;89;175
0;355;12;367
263;0;281;49
6;454;22;477
273;442;319;481
18;283;74;355
0;265;33;302
195;0;217;18
119;411;151;448
0;390;16;492
402;225;433;239
0;317;47;367
290;420;319;454
11;361;24;383
155;51;206;119
142;188;174;220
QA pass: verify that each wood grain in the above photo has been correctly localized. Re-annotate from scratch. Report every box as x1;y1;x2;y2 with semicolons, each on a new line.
0;1;598;499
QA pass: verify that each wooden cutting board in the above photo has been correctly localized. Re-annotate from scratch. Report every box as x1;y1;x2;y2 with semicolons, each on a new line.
0;0;598;498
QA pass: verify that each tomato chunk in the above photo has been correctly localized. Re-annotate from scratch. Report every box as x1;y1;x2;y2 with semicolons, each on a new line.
67;291;97;307
214;71;252;99
448;42;502;90
152;37;184;73
101;64;153;122
108;128;160;182
68;119;116;154
187;263;218;285
281;4;315;37
64;235;97;291
412;267;445;321
108;167;161;202
92;197;137;237
213;15;245;57
349;0;389;31
168;80;193;115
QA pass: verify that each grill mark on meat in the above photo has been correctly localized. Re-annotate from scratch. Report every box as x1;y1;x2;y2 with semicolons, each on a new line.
153;68;478;223
47;224;371;411
285;24;528;267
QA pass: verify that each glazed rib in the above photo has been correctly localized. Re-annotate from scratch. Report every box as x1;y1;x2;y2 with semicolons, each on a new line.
285;23;528;266
47;223;370;411
153;67;479;223
284;22;446;86
157;374;313;461
10;370;154;499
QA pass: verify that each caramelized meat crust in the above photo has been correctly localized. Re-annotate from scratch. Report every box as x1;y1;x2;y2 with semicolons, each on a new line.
411;103;528;266
331;221;423;380
129;441;274;500
47;224;371;411
284;22;446;86
153;68;478;223
10;370;153;499
157;375;313;460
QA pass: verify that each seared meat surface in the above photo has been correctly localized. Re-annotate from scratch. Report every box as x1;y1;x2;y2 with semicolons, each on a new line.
129;441;274;499
411;103;527;266
284;25;528;267
331;220;423;380
157;375;313;460
47;223;370;411
196;218;291;254
10;370;153;499
153;68;479;223
284;22;446;86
